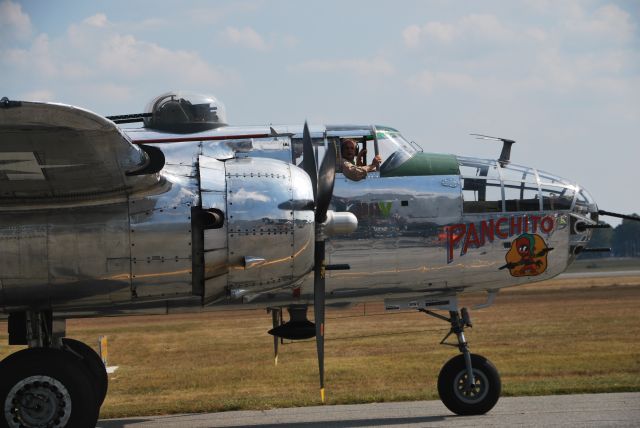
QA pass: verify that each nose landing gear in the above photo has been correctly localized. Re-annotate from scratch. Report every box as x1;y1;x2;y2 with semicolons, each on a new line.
420;307;501;415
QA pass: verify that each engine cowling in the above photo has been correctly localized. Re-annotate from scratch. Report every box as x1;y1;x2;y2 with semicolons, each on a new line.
198;156;315;303
0;156;316;312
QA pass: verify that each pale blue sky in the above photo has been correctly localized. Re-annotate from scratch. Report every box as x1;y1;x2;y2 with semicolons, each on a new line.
1;0;638;223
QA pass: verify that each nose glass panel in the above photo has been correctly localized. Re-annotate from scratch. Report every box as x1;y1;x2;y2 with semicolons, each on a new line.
458;157;596;217
574;187;598;216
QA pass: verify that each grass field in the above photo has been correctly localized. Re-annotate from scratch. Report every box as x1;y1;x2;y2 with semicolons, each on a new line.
1;273;640;419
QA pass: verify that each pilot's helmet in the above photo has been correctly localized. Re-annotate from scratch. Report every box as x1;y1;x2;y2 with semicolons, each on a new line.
144;91;228;133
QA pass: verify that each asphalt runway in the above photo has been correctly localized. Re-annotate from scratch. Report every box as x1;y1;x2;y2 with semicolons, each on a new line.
557;270;640;279
98;392;640;428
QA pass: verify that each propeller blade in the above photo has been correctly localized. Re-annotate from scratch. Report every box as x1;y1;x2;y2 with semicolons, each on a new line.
300;124;336;404
313;239;326;403
270;308;281;366
315;140;337;224
301;122;318;202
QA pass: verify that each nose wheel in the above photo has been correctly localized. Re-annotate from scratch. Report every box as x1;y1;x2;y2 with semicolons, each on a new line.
420;306;501;415
438;353;500;415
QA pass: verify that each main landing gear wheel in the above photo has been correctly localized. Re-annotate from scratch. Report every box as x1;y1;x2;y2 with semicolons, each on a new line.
438;353;501;415
0;348;99;428
62;337;109;406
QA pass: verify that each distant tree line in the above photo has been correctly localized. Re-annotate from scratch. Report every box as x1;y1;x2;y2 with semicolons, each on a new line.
580;215;640;258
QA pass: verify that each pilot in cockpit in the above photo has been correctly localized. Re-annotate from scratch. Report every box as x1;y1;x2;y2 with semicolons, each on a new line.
340;138;382;181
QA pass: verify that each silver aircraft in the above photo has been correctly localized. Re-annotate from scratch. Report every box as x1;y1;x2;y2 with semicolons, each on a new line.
1;91;636;427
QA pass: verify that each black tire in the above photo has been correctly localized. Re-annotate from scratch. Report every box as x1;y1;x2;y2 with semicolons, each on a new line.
63;338;109;406
437;353;501;415
0;348;99;428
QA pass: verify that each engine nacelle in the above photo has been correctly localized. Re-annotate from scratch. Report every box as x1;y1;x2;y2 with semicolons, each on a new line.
198;156;315;303
0;156;315;312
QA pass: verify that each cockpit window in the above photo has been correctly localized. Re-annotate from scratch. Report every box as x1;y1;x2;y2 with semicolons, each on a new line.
375;127;418;163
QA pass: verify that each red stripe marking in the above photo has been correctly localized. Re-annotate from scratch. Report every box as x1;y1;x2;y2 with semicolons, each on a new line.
132;133;272;144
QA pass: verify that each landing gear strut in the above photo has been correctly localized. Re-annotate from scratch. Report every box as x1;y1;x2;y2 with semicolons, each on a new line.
421;307;501;415
0;311;103;428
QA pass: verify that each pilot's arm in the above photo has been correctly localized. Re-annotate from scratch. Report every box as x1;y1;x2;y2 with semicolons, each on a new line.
342;160;368;181
356;149;382;168
342;157;381;181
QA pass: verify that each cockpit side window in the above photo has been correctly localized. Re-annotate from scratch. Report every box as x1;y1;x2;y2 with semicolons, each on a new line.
459;158;503;213
337;137;367;165
325;126;419;176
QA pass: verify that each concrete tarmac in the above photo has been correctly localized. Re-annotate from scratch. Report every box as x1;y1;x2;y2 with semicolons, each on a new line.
98;392;640;428
557;270;640;279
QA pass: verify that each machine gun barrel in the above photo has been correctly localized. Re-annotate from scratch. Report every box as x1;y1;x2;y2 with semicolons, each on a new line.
575;223;611;232
579;247;611;253
598;210;640;222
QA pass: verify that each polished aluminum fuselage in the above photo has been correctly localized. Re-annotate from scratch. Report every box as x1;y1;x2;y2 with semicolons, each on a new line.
0;124;593;317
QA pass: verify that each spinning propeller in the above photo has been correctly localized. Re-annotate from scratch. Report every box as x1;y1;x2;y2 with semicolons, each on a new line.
268;123;356;403
301;122;336;403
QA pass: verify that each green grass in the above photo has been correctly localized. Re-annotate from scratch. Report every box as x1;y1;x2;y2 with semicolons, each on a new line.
1;275;639;419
